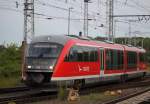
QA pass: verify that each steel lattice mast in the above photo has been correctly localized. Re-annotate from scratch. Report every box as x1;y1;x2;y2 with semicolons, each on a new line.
106;0;114;42
22;0;34;80
84;0;89;37
24;0;34;41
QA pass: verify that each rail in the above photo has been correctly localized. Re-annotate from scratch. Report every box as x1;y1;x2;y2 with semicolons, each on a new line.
0;76;150;104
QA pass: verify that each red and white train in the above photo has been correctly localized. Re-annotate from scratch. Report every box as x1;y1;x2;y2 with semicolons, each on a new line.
23;35;147;86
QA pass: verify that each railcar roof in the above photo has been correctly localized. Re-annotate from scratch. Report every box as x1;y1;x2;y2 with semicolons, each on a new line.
123;45;146;53
31;35;74;45
72;39;124;50
31;35;122;50
31;35;146;52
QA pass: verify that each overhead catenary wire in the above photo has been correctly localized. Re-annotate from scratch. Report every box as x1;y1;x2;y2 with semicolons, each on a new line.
1;0;150;38
1;0;150;21
0;0;106;23
0;6;23;13
131;0;150;13
0;0;23;6
0;5;104;24
115;0;150;14
35;0;105;20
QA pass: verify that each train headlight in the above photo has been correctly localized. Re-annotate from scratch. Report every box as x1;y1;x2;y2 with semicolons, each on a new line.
27;65;32;69
49;66;53;70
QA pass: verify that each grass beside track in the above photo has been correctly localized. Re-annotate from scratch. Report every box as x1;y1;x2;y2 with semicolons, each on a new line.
80;92;118;104
0;76;21;88
30;91;118;104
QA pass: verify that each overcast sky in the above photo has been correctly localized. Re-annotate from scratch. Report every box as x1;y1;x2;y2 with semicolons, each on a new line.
0;0;150;44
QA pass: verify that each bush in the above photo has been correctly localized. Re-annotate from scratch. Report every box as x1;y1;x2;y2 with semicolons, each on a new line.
0;43;21;78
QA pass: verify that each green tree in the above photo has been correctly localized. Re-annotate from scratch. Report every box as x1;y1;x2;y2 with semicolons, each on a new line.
0;43;21;77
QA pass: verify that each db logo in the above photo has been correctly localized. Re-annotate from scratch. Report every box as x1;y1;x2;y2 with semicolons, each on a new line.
78;65;90;72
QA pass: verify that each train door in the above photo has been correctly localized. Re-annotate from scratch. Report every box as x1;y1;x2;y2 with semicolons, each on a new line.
99;48;104;77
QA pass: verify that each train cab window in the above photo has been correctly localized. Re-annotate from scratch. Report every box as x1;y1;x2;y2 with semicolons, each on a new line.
127;51;137;69
64;45;98;62
28;43;63;58
106;49;124;70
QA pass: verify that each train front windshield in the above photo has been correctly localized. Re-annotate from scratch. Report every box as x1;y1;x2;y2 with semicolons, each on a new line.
27;43;63;70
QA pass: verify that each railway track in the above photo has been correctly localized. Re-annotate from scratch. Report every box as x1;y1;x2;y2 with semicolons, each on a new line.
103;87;150;104
0;76;150;104
80;76;150;95
0;84;58;104
0;88;57;104
0;83;56;94
0;86;29;94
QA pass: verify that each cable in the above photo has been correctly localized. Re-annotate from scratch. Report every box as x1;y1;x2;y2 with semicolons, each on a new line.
115;0;150;13
131;0;150;13
35;12;102;21
0;6;22;13
54;0;82;9
35;0;82;14
0;4;103;23
0;0;23;6
35;0;106;21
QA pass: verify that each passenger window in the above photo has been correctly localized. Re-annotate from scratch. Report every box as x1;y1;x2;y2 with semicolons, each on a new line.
64;45;98;62
127;51;137;69
106;49;124;70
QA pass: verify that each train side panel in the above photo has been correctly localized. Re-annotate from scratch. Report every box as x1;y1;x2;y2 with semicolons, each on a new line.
51;40;100;81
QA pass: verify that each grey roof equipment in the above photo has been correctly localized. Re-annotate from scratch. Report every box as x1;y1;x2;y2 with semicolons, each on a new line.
31;35;74;45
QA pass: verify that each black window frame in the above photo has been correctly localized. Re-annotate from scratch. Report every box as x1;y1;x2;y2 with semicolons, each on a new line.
64;45;98;62
106;49;124;70
127;51;137;69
